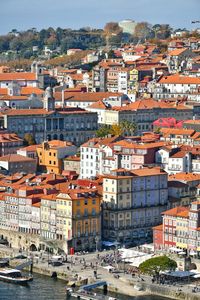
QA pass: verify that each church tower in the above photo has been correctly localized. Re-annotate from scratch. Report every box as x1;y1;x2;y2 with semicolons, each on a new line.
43;87;55;111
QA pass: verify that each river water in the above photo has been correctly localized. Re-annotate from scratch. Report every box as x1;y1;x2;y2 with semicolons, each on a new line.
0;273;171;300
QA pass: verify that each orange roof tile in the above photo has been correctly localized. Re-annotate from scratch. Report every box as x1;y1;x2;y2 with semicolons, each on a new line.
184;120;200;125
160;128;195;137
112;98;191;111
37;140;74;149
0;154;36;162
159;74;200;85
54;91;123;102
168;48;188;56
177;209;189;218
169;172;200;182
41;194;57;201
170;151;187;158
2;108;53;116
113;139;166;150
0;95;28;100
152;224;163;231
162;206;188;217
88;100;108;109
18;145;39;152
81;136;120;148
0;87;43;96
32;202;41;207
0;72;36;81
131;167;166;177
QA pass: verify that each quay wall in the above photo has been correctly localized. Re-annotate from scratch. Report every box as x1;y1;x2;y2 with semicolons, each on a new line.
141;282;200;300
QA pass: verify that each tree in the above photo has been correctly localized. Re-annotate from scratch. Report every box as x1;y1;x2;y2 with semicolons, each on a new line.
110;124;123;136
157;24;172;39
154;127;161;134
104;22;122;48
9;37;22;51
139;256;177;277
104;22;122;36
134;22;151;41
24;133;36;146
107;50;115;58
120;120;137;136
96;125;111;138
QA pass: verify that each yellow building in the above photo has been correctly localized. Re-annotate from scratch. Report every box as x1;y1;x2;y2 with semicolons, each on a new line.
40;194;57;240
69;188;101;251
37;140;77;174
55;187;101;252
56;193;72;243
176;209;189;250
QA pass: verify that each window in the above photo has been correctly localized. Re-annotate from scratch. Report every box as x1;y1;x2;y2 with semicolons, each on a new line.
84;199;88;205
49;152;51;156
49;160;52;164
92;199;96;205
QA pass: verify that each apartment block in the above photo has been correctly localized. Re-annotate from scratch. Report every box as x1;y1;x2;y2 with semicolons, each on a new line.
102;167;168;246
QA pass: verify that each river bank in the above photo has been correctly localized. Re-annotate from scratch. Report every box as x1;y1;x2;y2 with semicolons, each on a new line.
1;246;200;300
0;272;171;300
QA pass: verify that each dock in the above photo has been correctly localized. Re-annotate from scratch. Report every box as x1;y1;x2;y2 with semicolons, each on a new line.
80;280;107;291
70;291;116;300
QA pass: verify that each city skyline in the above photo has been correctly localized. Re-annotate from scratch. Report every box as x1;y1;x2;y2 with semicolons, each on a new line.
0;0;199;34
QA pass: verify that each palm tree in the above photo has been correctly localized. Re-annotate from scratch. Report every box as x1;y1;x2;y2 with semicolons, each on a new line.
120;120;137;136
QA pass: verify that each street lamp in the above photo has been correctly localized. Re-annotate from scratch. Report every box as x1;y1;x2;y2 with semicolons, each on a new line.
96;261;98;271
95;236;99;252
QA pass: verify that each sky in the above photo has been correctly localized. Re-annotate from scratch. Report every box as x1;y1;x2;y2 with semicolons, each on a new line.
0;0;200;34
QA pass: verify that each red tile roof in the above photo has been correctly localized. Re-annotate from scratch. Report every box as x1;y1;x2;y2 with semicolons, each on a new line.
2;109;53;116
88;100;108;109
112;98;191;111
169;172;200;182
162;206;188;217
152;224;163;231
54;91;123;102
168;48;188;56
159;74;200;85
0;72;37;81
0;154;35;162
0;87;43;96
160;128;195;137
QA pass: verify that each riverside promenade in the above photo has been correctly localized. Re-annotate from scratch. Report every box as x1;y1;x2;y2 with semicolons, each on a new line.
1;245;200;300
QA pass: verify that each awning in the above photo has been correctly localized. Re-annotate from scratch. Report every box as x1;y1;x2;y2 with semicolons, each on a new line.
190;250;197;256
102;241;119;247
103;266;115;271
178;251;186;255
165;271;195;278
129;254;153;268
169;247;182;253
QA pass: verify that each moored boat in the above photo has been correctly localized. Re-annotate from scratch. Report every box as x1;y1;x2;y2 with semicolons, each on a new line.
0;268;33;284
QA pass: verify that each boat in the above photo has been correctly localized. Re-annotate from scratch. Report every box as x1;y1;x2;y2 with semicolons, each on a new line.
67;290;118;300
0;268;33;284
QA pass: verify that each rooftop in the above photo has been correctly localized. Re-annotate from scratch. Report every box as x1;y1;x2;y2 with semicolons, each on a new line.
0;154;36;162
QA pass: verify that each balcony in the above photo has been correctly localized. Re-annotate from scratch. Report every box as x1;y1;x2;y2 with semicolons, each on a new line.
73;213;100;220
103;203;167;212
168;167;182;171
